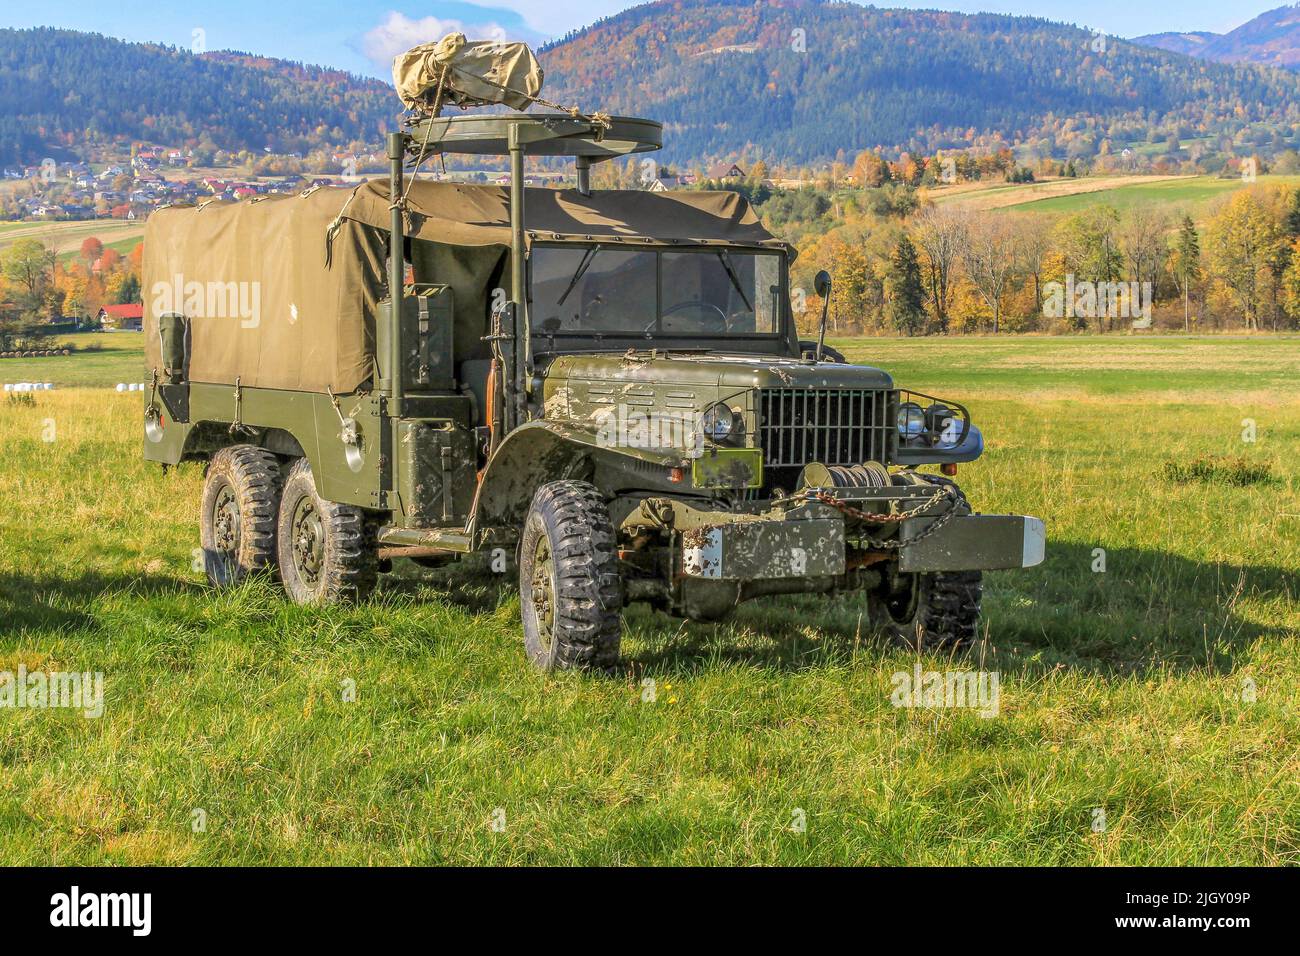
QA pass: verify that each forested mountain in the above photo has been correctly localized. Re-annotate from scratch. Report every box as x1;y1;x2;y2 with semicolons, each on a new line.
7;5;1300;170
1132;5;1300;68
1131;32;1219;57
540;0;1300;165
0;28;392;166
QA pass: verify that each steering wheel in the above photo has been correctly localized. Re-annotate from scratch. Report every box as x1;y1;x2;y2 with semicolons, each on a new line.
646;300;728;334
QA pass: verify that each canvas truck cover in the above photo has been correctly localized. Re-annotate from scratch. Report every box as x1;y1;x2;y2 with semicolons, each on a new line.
144;190;386;394
144;181;783;394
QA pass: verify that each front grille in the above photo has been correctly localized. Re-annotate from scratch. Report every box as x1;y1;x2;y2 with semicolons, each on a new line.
757;388;893;467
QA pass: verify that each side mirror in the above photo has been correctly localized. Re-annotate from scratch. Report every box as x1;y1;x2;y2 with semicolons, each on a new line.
813;270;832;362
814;270;832;298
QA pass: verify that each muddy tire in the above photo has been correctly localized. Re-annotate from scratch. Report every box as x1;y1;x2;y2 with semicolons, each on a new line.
870;473;982;650
199;445;283;586
276;458;378;605
872;567;983;651
518;480;623;671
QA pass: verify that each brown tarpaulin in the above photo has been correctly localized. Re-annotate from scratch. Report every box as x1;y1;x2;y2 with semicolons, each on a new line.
143;181;782;393
392;33;544;113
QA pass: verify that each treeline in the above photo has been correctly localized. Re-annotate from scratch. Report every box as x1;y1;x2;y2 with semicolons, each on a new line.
0;28;394;166
789;185;1300;335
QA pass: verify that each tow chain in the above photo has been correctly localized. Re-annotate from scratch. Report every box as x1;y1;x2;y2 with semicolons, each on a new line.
810;484;962;551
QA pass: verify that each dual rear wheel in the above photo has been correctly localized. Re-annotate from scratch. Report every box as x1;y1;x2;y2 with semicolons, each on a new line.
199;446;376;604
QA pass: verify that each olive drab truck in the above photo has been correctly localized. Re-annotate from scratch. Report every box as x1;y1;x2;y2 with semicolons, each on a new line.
142;34;1045;670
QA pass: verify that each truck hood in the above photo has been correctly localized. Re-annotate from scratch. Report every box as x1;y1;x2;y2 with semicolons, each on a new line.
543;351;894;392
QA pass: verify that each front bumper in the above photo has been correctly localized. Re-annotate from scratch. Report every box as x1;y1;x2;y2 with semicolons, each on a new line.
667;488;1045;581
898;513;1046;572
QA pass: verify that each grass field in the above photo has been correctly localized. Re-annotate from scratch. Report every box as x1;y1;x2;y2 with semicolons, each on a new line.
930;174;1191;211
0;219;145;258
0;333;145;388
935;174;1300;219
0;334;1296;865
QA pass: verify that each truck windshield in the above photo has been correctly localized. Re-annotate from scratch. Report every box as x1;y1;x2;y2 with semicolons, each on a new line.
529;244;785;337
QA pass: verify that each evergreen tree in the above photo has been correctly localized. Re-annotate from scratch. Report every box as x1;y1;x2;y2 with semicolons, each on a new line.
887;235;926;336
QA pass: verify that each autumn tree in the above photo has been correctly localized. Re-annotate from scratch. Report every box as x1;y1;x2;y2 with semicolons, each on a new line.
960;213;1017;333
912;204;965;331
852;150;891;188
1118;204;1172;295
1206;191;1279;331
1010;213;1053;315
80;236;103;265
0;239;56;314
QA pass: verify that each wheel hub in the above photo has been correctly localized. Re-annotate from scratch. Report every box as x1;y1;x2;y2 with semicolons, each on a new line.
530;535;556;652
212;484;241;554
291;498;325;586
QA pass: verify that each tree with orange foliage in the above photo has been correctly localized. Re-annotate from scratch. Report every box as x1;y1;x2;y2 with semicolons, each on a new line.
80;236;103;265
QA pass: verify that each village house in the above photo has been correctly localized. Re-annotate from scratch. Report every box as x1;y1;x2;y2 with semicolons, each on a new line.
98;303;144;331
706;162;746;180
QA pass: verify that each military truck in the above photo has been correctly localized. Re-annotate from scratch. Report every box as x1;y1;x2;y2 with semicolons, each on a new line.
142;40;1043;670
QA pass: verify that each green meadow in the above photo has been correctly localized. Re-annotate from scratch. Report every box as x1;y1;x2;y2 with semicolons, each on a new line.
0;334;1295;864
1010;174;1300;216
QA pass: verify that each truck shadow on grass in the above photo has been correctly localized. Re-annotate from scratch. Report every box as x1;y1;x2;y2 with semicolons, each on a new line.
1;540;1291;685
381;541;1295;679
0;569;206;638
612;540;1297;680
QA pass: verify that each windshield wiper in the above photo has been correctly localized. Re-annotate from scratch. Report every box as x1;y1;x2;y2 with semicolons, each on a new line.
557;245;601;306
715;250;753;313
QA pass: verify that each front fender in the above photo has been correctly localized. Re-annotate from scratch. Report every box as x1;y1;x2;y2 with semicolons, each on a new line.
469;421;688;533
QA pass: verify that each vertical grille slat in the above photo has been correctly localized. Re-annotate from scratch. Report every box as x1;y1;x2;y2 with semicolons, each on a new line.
756;387;890;468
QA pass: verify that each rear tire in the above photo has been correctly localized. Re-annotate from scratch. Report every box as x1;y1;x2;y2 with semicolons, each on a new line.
199;445;282;586
276;458;378;605
518;480;623;671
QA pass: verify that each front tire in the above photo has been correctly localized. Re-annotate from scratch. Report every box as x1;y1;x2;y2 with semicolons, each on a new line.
518;481;623;671
199;445;283;586
872;567;983;651
276;458;378;605
870;472;982;650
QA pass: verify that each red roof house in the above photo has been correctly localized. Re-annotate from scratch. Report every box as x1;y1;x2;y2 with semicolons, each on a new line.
98;303;144;330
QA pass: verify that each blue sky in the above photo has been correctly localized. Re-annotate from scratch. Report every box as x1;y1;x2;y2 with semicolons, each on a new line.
0;1;1283;78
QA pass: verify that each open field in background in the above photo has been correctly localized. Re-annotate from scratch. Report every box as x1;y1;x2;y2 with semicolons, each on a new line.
0;218;144;257
932;174;1300;219
0;336;1297;864
0;333;145;387
928;173;1191;211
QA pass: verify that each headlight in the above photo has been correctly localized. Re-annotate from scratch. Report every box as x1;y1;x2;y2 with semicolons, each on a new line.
897;401;925;440
699;402;738;442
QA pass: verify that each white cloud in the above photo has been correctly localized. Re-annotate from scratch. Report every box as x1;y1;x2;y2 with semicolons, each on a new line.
360;12;512;70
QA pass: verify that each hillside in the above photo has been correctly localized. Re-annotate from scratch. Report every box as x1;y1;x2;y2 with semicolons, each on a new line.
0;27;393;166
8;7;1300;171
1132;5;1300;68
539;0;1300;165
1130;31;1218;56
